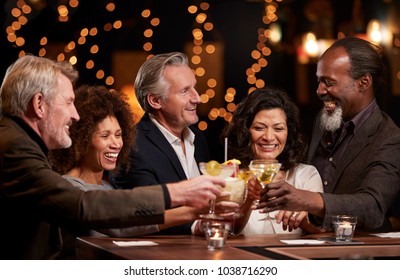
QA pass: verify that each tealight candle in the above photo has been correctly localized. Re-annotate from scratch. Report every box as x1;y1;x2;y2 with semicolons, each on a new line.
202;222;230;250
340;222;352;229
332;215;358;242
336;222;355;241
209;232;224;249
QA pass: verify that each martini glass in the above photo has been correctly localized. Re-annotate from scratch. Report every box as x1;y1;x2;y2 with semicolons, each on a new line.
199;161;235;221
249;159;282;233
249;159;282;194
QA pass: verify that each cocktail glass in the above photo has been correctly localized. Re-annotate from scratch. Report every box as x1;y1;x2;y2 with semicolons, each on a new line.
198;161;235;220
223;169;249;236
248;159;282;232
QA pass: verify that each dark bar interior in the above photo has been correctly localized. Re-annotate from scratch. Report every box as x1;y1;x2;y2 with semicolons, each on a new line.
2;0;399;161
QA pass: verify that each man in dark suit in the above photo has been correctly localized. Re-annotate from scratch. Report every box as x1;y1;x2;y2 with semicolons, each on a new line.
258;37;400;232
112;52;211;234
0;55;223;259
114;113;209;188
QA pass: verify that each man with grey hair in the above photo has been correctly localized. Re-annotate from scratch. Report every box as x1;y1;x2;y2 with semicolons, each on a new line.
0;54;224;259
112;52;211;235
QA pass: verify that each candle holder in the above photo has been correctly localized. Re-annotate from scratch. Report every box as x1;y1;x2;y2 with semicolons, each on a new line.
202;221;231;250
331;215;358;241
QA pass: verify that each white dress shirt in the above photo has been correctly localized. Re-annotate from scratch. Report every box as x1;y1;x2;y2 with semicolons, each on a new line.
149;114;200;179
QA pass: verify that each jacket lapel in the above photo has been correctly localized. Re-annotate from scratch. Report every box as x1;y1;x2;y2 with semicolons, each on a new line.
308;111;325;164
140;114;187;180
330;110;382;193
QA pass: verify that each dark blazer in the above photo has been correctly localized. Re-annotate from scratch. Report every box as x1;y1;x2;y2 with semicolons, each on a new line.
307;108;400;231
112;113;210;234
0;116;166;259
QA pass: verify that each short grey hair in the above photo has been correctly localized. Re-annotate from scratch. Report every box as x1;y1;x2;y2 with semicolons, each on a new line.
0;54;78;117
134;52;189;112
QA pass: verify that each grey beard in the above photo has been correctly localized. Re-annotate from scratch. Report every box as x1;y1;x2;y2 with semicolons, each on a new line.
320;107;343;132
40;108;73;149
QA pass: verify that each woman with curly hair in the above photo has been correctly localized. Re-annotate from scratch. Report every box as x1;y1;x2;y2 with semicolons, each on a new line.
222;87;324;235
50;85;136;181
49;85;204;238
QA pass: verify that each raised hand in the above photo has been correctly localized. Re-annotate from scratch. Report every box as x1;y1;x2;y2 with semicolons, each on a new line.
257;181;325;223
167;175;225;208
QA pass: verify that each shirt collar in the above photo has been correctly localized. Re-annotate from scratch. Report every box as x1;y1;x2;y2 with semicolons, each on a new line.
347;99;378;134
149;113;195;145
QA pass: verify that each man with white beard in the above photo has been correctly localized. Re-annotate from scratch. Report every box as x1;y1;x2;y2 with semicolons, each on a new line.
320;106;342;132
258;36;400;232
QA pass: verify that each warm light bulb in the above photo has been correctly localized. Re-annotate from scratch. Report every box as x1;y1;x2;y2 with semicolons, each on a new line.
367;19;383;44
304;33;319;57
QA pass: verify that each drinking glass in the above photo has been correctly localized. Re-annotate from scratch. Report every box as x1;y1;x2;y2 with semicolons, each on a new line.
223;170;249;236
202;221;231;250
249;160;282;205
198;161;236;220
221;177;247;207
248;159;282;232
249;159;282;193
331;215;358;241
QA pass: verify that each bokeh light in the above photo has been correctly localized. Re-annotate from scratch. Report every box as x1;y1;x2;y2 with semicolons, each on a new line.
3;0;283;133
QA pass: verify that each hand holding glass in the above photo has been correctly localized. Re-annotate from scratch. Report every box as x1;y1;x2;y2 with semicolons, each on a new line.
248;159;282;231
199;161;235;220
249;159;282;202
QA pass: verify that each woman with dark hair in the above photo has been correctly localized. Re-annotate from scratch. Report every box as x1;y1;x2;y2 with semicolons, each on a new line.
50;85;136;179
222;87;323;234
49;85;206;238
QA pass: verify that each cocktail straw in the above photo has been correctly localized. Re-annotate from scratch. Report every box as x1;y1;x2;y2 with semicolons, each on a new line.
224;137;228;162
224;137;237;177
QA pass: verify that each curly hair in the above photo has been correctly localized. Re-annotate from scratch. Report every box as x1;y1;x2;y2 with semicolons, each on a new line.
49;85;136;175
221;87;307;170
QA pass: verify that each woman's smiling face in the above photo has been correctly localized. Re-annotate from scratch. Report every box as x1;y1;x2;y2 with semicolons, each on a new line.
83;115;123;172
249;108;288;160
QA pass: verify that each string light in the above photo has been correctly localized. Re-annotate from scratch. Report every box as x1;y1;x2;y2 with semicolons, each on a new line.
194;0;282;126
187;2;225;129
4;0;120;84
3;1;282;132
140;8;159;56
245;0;282;95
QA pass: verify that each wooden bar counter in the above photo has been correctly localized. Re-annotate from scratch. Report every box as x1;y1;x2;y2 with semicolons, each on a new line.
76;232;400;260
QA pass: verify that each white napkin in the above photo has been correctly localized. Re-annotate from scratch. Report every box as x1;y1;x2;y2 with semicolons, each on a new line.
112;240;158;247
370;232;400;238
280;239;326;245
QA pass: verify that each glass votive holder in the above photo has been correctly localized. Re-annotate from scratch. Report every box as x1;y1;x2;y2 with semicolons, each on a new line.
331;215;358;242
202;221;231;250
